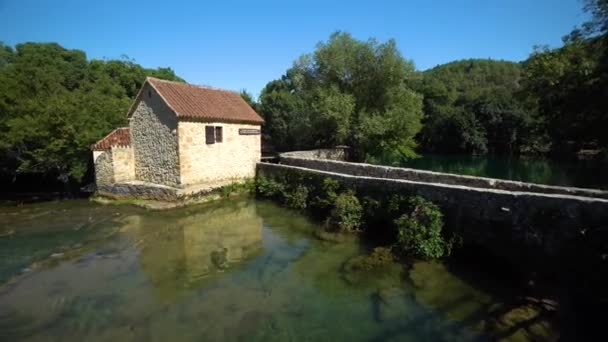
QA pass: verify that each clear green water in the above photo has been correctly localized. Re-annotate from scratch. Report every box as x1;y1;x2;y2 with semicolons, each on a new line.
394;154;608;190
0;199;557;341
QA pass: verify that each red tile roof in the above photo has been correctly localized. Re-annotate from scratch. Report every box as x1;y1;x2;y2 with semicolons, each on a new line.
140;77;264;124
91;127;131;151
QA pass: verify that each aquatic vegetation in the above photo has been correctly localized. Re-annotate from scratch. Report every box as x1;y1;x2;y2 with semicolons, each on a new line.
219;178;256;198
309;177;341;214
341;246;404;289
256;172;454;259
394;196;449;259
327;191;363;232
284;185;309;210
344;247;394;272
255;176;286;199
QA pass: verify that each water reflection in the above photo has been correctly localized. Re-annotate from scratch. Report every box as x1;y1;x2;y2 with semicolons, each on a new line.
119;202;263;301
397;154;608;189
0;199;560;341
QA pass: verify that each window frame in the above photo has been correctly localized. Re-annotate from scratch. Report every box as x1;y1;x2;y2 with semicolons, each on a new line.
205;125;224;144
215;126;223;143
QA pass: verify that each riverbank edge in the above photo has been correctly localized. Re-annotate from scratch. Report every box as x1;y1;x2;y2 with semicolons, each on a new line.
91;179;256;210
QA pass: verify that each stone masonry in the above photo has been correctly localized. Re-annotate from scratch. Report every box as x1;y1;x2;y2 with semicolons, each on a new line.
178;121;261;185
93;146;135;186
94;150;114;185
130;83;181;187
257;161;608;271
111;146;135;183
92;77;264;199
280;150;608;199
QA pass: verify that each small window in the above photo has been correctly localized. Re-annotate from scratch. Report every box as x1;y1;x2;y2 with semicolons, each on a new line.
148;90;152;98
205;126;215;144
215;126;223;143
205;125;224;144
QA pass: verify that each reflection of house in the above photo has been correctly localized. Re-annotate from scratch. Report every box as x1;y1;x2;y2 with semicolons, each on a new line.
91;77;264;197
121;202;263;302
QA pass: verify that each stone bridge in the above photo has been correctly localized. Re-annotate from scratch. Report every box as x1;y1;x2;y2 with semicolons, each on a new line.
257;149;608;271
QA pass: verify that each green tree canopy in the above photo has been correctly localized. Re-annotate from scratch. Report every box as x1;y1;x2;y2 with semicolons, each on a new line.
414;59;537;155
0;42;183;188
259;32;423;162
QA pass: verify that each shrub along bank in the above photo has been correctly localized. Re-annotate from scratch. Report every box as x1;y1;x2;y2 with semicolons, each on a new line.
255;172;458;260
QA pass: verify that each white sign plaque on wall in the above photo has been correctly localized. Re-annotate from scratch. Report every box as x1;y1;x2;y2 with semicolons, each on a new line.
239;128;261;135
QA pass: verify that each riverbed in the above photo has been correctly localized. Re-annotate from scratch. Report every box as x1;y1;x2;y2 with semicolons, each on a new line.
0;198;558;341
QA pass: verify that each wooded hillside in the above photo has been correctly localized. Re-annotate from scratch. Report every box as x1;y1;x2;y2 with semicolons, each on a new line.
0;42;182;191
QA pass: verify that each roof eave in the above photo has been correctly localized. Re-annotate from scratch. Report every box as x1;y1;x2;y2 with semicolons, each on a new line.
177;115;264;125
126;77;179;119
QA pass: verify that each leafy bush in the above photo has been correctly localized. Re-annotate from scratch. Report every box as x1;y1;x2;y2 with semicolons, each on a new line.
256;176;285;199
328;191;363;232
310;177;342;215
284;185;309;210
257;175;309;209
220;185;233;198
394;196;449;259
220;178;256;197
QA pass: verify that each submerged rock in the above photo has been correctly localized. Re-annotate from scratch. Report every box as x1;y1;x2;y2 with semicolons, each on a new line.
409;261;559;341
485;303;559;342
373;287;411;322
0;229;15;238
211;248;229;269
342;247;403;287
344;247;394;273
312;229;357;243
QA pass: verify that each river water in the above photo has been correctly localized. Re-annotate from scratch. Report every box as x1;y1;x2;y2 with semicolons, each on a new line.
393;154;608;190
0;198;558;341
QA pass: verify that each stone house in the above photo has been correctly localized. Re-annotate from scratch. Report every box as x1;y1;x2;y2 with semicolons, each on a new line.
91;77;264;196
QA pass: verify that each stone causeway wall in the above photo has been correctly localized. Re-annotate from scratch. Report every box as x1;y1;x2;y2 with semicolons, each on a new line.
258;158;608;270
280;150;608;199
281;148;348;162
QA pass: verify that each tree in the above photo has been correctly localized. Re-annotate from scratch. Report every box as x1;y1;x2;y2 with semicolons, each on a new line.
258;78;308;151
258;32;423;161
581;0;608;36
239;90;256;109
522;41;602;153
415;59;536;155
0;42;183;190
520;0;608;156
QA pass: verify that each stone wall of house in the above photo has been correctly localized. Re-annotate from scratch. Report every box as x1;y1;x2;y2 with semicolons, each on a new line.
130;83;181;187
97;182;179;201
111;146;135;182
280;150;608;199
94;151;114;186
178;121;261;185
257;162;608;272
93;151;103;163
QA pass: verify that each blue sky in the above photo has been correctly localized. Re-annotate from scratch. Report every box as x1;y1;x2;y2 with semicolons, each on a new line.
0;0;589;97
